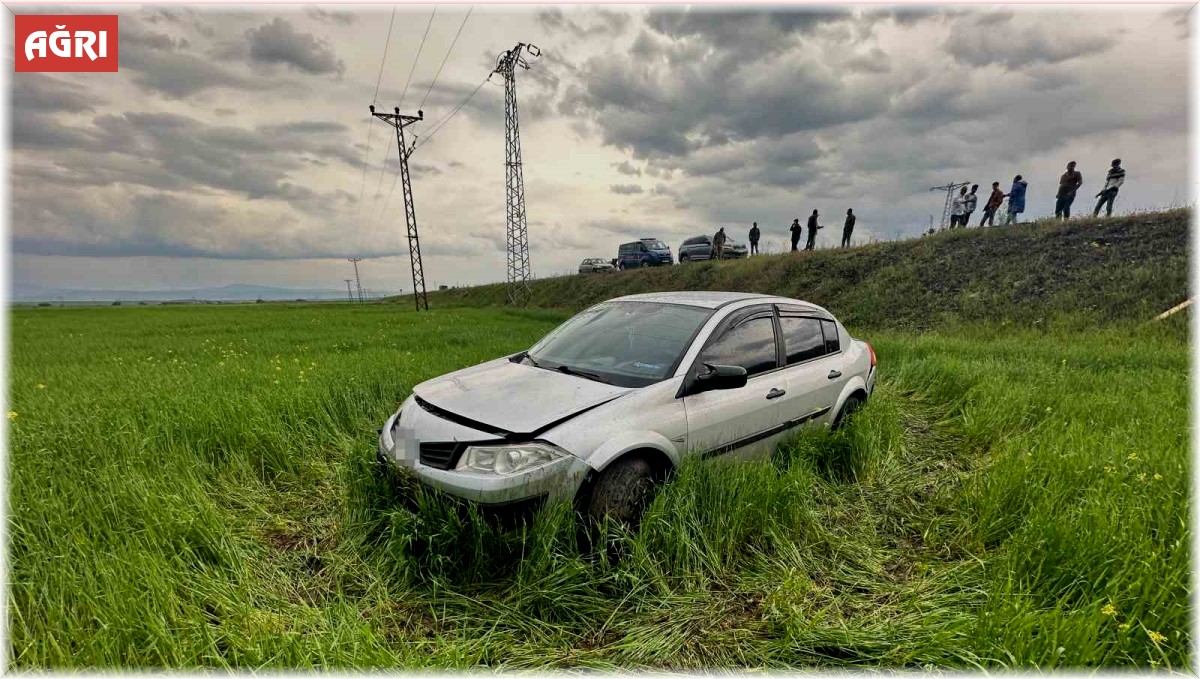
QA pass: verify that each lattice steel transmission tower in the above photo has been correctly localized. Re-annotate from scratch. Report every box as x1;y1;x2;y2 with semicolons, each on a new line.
344;279;354;303
929;181;970;229
370;105;429;311
493;43;540;306
348;257;364;303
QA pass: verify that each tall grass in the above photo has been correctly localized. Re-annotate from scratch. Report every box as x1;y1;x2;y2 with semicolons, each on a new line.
7;303;1189;668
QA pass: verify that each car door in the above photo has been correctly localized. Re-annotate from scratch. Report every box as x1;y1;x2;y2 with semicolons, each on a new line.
682;305;789;462
774;306;846;430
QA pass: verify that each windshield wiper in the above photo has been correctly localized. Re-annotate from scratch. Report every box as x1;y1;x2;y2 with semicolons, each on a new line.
557;364;611;384
522;352;545;369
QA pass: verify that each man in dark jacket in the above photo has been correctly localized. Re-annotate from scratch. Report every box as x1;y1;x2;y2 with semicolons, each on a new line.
805;210;823;251
1055;161;1083;219
712;227;727;259
790;218;802;251
980;182;1004;226
841;209;856;247
748;222;760;255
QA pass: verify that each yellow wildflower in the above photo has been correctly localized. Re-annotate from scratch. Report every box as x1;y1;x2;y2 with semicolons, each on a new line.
36;383;45;389
1137;473;1147;482
6;411;17;420
1127;453;1139;461
1154;473;1163;481
1148;630;1166;644
1101;604;1117;616
1118;622;1130;631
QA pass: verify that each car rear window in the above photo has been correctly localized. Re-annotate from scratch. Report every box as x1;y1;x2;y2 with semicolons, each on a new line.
780;316;825;365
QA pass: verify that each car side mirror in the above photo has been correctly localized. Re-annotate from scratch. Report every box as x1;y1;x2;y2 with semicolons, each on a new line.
692;363;748;393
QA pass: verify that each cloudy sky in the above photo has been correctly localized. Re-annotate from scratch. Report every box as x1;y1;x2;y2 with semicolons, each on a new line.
8;3;1190;294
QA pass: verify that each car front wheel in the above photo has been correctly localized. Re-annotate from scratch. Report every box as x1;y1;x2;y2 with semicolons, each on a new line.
586;455;657;531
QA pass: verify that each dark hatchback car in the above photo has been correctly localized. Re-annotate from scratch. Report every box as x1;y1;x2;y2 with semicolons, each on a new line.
678;235;749;262
616;239;674;269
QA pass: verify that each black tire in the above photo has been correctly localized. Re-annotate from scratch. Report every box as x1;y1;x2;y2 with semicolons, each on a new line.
832;394;865;430
680;255;689;263
586;455;657;531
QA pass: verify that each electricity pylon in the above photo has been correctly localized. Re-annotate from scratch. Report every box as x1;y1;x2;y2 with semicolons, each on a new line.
344;279;354;303
493;43;539;306
348;257;364;303
370;105;429;311
930;181;970;229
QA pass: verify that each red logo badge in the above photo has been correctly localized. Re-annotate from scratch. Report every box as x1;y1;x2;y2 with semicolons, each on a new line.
15;15;118;72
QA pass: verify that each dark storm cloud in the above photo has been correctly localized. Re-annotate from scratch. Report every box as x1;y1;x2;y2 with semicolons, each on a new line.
613;161;642;176
536;7;631;39
11;74;101;113
306;7;357;26
246;17;346;76
645;7;851;49
609;183;644;195
121;24;251;98
943;14;1114;68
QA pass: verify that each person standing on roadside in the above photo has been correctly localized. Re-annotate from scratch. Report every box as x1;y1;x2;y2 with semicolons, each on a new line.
950;186;969;228
842;209;856;247
980;182;1004;226
805;210;824;250
1093;158;1126;218
963;184;979;226
1004;175;1028;225
712;227;727;260
748;222;760;255
790;218;802;252
1055;161;1083;220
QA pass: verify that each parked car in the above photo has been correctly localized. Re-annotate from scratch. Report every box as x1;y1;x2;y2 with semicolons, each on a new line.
616;239;674;269
578;258;617;274
378;291;876;527
678;235;749;262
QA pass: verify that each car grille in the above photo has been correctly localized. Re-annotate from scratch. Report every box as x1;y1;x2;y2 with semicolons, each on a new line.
418;442;461;470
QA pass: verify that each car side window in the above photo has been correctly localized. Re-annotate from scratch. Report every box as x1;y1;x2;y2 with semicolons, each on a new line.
779;316;826;365
821;320;840;354
698;315;777;377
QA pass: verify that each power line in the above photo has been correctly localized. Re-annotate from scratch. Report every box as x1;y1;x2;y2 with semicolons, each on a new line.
357;7;398;218
418;6;473;112
398;6;437;110
372;7;398;104
414;75;491;150
366;75;491;233
367;6;436;217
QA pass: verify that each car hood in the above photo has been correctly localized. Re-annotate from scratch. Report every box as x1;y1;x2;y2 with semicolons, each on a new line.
411;356;630;435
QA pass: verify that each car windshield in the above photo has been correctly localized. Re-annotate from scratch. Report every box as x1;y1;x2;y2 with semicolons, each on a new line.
525;301;712;388
644;240;668;250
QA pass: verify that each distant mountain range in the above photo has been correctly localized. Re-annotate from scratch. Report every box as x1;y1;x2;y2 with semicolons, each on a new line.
11;283;355;303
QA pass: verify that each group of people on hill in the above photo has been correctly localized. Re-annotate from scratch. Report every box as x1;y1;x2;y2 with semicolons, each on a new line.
717;158;1129;256
948;158;1128;230
737;209;859;255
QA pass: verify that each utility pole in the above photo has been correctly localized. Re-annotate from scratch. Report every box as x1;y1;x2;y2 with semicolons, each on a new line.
493;42;540;307
348;257;364;303
344;279;354;303
370;105;429;311
929;181;969;229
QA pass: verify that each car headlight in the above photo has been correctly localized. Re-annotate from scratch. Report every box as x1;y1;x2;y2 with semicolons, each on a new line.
454;441;566;475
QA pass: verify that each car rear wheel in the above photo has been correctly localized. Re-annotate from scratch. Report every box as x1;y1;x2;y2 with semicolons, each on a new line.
832;393;865;430
680;255;690;263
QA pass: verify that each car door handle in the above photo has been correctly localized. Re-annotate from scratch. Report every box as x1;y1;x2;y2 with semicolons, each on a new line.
766;388;786;400
827;370;842;379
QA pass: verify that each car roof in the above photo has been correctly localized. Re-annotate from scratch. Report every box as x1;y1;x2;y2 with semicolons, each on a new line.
610;291;776;309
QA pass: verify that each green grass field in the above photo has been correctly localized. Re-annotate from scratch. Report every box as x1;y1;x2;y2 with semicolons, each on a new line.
8;302;1188;669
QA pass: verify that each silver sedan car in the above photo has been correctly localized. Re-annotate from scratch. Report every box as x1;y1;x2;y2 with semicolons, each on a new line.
378;291;876;526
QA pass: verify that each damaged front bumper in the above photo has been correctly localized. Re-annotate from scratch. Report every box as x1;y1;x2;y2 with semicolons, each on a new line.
377;406;593;509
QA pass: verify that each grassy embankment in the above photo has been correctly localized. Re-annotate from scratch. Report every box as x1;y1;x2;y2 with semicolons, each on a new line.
8;210;1190;669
